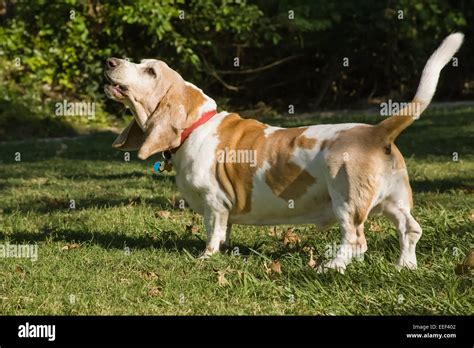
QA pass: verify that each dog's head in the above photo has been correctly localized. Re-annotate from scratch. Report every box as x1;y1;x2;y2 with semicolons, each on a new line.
104;58;214;159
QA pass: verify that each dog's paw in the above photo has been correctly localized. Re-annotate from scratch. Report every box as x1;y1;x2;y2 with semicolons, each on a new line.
316;258;346;274
198;246;219;260
198;252;211;260
396;257;417;270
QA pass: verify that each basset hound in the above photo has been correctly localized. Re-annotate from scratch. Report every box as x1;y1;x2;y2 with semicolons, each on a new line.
104;33;463;273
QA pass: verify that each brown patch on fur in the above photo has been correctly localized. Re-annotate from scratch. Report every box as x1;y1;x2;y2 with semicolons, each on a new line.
323;124;414;224
266;163;317;201
296;134;317;149
324;125;389;225
320;140;329;151
214;116;317;213
376;98;424;142
215;114;266;213
181;84;208;125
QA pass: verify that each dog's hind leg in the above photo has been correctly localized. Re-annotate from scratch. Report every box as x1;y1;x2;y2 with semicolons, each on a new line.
318;195;369;274
356;223;368;256
318;221;367;274
199;209;229;258
382;201;422;269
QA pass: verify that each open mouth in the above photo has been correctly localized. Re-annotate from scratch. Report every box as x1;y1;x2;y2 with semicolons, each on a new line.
104;73;128;98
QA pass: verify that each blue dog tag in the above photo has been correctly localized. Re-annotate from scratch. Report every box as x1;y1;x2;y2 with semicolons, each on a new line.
153;162;161;172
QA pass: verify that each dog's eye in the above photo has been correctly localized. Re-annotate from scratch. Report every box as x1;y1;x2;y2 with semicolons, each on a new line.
145;67;156;78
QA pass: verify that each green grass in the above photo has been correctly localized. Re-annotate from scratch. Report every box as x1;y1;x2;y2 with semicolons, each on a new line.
0;108;473;315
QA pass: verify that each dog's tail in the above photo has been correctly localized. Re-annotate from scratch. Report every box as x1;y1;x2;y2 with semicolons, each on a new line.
376;33;464;142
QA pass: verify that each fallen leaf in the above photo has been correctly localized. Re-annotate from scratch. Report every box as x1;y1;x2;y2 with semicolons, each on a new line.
185;224;200;235
266;260;282;274
15;266;24;274
216;270;229;286
157;210;171;219
282;228;301;245
147;287;162;297
141;271;159;281
369;221;382;232
308;249;317;268
61;243;80;251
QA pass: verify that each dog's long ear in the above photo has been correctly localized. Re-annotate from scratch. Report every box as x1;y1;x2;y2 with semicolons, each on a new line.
112;119;144;151
111;61;214;159
137;92;186;160
137;81;212;160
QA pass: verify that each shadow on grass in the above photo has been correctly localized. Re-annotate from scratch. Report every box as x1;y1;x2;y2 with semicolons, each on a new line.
0;228;251;257
0;131;123;163
2;195;172;214
62;171;150;180
411;178;473;193
0;229;201;253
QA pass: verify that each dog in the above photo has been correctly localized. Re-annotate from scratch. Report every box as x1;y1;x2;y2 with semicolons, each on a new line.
104;33;463;273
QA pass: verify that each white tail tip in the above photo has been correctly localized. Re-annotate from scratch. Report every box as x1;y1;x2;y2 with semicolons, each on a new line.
414;32;464;103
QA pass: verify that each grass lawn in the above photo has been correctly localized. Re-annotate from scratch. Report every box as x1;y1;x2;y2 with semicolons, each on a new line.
0;107;472;315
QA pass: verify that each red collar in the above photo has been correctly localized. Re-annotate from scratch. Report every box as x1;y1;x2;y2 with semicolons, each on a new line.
180;109;217;144
168;109;217;154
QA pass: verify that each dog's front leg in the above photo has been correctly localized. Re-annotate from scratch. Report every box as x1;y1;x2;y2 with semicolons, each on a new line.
199;209;229;259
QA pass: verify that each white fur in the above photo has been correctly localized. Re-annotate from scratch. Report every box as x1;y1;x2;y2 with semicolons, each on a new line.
414;33;464;111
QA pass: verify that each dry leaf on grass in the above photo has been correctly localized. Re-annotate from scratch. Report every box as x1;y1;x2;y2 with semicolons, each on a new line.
15;266;24;274
156;210;171;219
216;270;230;286
369;221;382;232
185;224;200;235
147;287;162;297
140;271;159;281
61;243;80;251
265;260;282;274
282;228;301;245
308;248;317;268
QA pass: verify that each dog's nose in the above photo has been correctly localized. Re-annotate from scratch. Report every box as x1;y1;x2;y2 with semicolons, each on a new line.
106;57;120;69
